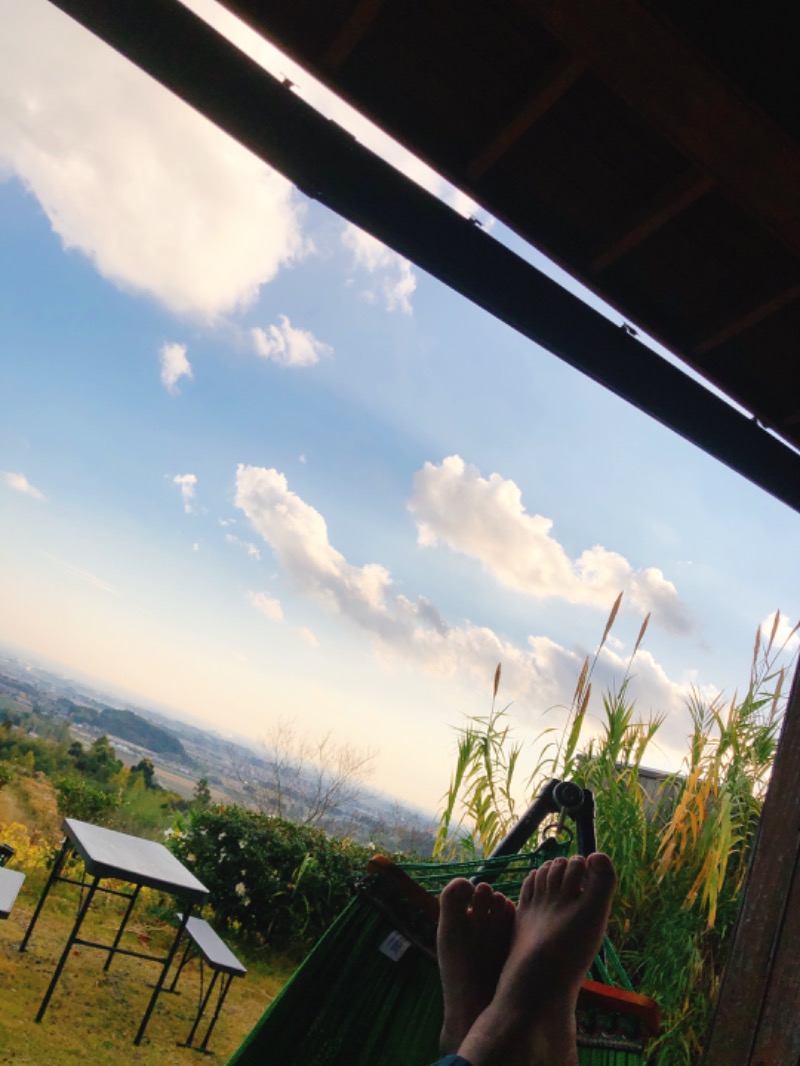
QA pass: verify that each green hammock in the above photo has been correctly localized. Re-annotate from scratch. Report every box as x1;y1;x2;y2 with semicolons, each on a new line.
229;785;658;1066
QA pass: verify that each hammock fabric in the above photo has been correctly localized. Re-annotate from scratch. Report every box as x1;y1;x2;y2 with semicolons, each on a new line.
229;840;659;1066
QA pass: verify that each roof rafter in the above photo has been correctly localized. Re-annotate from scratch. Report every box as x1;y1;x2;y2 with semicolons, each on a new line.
590;171;715;273
322;0;387;71
694;282;800;356
523;0;800;258
466;54;585;180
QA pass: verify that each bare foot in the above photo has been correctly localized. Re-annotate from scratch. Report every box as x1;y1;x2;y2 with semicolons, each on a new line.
456;853;617;1066
437;878;515;1054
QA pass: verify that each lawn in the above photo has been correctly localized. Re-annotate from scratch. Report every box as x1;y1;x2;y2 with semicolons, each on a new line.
0;876;295;1064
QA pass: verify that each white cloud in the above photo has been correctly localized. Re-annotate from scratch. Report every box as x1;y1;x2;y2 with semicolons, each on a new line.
246;590;284;622
233;463;703;749
3;471;45;500
0;0;308;321
341;224;416;314
173;473;197;513
251;315;332;367
408;456;692;634
225;533;261;560
300;627;318;647
159;342;193;394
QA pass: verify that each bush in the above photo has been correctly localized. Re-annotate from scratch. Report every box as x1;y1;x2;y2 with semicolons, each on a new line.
55;775;120;824
167;805;379;952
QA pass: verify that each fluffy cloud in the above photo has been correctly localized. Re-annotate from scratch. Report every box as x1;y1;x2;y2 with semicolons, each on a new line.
234;463;702;749
246;590;283;621
159;342;193;394
2;471;45;500
251;316;332;367
173;473;197;513
0;1;307;320
341;224;416;314
409;456;692;634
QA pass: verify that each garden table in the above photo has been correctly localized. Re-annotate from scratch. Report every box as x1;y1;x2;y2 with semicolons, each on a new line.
19;817;209;1044
0;867;25;919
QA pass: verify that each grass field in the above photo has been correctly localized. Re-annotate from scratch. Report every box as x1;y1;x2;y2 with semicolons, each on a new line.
0;876;295;1064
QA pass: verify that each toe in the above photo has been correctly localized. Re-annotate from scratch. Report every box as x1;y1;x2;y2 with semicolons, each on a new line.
585;853;617;905
488;891;514;937
546;857;569;896
439;878;475;927
561;855;587;898
532;862;552;905
519;866;537;907
471;881;493;922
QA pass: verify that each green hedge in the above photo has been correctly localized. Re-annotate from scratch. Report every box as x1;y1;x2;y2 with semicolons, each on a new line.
167;805;380;952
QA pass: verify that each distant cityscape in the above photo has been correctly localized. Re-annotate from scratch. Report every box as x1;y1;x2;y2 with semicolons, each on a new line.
0;641;437;855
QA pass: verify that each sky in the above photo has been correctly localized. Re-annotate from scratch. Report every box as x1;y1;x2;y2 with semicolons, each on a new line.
1;0;798;814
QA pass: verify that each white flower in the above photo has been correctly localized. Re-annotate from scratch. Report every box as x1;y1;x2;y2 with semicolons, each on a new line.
235;882;247;897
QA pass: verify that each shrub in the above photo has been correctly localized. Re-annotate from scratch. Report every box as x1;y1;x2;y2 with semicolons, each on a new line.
167;805;379;953
0;820;55;875
55;775;120;824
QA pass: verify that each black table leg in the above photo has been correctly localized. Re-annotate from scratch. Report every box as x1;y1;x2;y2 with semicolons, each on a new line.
20;839;73;953
198;973;235;1053
181;968;221;1049
104;883;141;971
134;903;194;1045
36;874;100;1022
167;936;196;993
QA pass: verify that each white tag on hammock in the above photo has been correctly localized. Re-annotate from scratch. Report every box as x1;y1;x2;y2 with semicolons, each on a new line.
379;929;411;961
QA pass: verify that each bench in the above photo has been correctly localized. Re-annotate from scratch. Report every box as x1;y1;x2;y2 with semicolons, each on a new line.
167;915;246;1052
0;868;25;919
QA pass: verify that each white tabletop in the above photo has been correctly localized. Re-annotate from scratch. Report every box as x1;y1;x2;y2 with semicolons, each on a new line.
63;819;208;904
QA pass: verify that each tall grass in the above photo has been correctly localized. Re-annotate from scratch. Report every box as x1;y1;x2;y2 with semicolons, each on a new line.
434;598;798;1064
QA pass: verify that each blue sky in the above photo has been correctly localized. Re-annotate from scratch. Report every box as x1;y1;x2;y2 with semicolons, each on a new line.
1;0;798;812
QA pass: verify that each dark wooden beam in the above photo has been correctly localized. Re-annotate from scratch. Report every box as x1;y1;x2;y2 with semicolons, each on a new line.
44;0;800;515
322;0;386;71
704;663;800;1064
466;55;585;180
694;283;800;356
590;172;715;273
524;0;800;259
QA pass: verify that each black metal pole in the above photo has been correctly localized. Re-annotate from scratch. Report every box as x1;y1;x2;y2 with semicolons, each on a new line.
20;838;73;953
36;874;100;1022
135;902;195;1045
104;882;141;971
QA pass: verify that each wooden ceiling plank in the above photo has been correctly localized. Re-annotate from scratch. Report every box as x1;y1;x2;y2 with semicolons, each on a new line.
466;54;585;180
322;0;387;71
694;282;800;356
523;0;800;258
591;171;715;272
